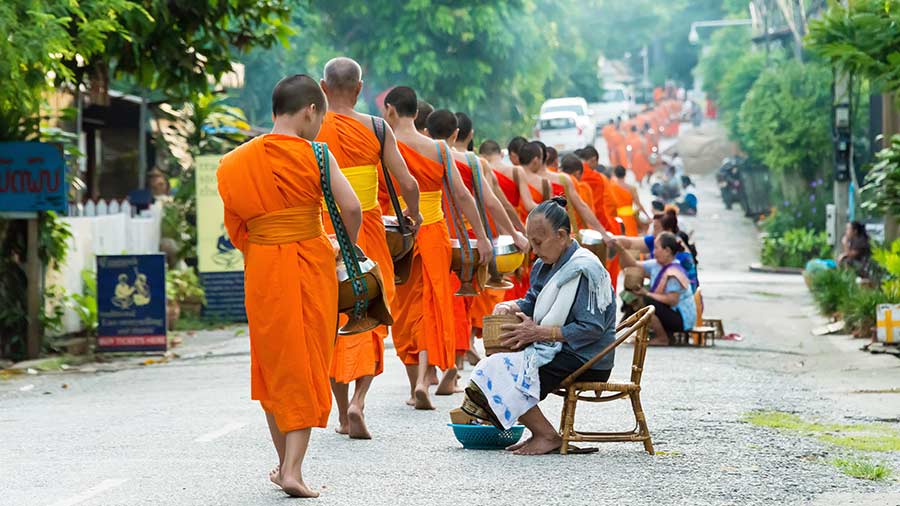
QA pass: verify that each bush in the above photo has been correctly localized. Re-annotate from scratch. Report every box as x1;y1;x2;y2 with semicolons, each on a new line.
738;59;834;195
761;182;831;235
839;285;892;338
762;228;831;269
717;51;768;144
809;268;857;316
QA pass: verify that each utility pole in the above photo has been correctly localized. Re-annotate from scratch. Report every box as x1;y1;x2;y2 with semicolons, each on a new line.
832;70;852;256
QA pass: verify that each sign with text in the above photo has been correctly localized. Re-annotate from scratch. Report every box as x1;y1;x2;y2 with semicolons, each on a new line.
0;142;66;213
195;154;247;321
96;254;167;352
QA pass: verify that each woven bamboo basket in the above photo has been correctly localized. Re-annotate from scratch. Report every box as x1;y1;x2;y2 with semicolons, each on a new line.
482;314;521;356
624;266;645;291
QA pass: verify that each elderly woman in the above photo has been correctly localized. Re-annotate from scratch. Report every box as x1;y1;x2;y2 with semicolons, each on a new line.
613;232;696;345
460;196;616;455
613;208;698;292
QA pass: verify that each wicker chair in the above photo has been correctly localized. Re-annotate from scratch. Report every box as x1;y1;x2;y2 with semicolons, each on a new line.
553;305;656;455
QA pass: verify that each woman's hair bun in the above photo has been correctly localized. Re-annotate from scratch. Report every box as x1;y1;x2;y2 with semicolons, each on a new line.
550;195;568;208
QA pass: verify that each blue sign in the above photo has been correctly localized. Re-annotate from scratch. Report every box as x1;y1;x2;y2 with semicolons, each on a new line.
0;142;66;213
96;254;167;352
200;272;247;321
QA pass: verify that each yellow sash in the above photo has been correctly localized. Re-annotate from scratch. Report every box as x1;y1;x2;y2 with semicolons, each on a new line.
341;164;379;211
247;204;324;245
617;205;636;217
399;190;444;225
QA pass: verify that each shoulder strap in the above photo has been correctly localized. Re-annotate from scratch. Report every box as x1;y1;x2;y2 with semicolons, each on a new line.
437;141;474;272
371;117;406;230
542;178;551;201
465;153;493;238
313;141;369;316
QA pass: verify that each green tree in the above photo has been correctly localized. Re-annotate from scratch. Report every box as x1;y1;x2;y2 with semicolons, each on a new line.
738;60;834;196
717;51;769;144
695;27;752;100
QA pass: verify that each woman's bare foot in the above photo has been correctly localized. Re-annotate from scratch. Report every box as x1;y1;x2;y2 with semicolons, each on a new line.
347;404;371;439
281;475;320;498
505;436;532;452
435;368;463;395
514;434;562;455
269;466;281;487
647;337;669;347
414;385;434;410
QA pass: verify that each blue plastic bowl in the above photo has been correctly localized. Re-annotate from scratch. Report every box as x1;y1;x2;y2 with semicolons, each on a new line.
448;423;526;450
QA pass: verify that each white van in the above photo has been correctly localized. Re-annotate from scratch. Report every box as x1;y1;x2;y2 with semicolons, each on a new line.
535;111;584;154
536;97;595;150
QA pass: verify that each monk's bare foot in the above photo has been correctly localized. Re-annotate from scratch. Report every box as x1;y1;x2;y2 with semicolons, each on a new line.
426;367;439;386
269;466;281;487
335;415;350;435
514;434;562;455
405;396;416;407
465;349;481;366
505;437;532;452
414;386;435;410
347;404;371;439
281;475;319;498
435;368;462;395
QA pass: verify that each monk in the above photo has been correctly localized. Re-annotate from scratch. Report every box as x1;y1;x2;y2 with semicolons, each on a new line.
507;136;528;166
516;141;610;238
316;57;422;440
610;165;650;236
626;125;652;184
440;112;528;372
545;146;559;171
575;147;622;290
414;100;433;134
383;86;492;410
601;120;620;167
480;139;531;301
217;74;362;498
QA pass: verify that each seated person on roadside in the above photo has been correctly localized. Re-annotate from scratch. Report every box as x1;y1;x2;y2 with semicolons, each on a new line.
459;196;616;455
611;232;696;346
838;221;872;277
612;208;699;292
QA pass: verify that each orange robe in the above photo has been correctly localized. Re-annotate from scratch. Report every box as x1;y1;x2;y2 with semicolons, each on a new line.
578;165;620;290
494;169;529;301
392;142;455;370
610;182;639;236
316;111;395;383
601;124;620;166
625;132;652;182
217;134;336;432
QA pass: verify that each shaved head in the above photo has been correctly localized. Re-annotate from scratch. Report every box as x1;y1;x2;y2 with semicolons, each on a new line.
272;74;326;117
415;100;434;131
323;57;362;92
426;109;458;140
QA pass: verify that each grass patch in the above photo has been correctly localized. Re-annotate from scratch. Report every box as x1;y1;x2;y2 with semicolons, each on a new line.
750;290;781;298
830;457;892;481
820;434;900;453
30;355;94;371
743;410;900;452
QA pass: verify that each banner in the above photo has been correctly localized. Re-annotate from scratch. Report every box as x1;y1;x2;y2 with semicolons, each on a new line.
0;142;66;213
96;254;167;352
195;154;247;321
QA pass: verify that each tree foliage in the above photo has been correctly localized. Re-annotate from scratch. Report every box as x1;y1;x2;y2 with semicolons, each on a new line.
695;27;752;100
717;51;769;145
738;60;834;194
806;0;900;95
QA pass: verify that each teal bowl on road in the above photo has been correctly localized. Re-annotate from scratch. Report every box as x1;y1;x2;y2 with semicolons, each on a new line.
448;423;525;450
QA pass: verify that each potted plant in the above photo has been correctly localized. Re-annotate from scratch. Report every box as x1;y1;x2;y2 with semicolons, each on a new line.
166;269;206;329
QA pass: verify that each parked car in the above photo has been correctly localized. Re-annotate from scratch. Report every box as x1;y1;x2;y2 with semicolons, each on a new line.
537;97;596;145
590;84;634;126
535;111;586;154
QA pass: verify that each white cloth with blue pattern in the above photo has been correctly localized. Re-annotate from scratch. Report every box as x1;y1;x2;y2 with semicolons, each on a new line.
471;247;611;429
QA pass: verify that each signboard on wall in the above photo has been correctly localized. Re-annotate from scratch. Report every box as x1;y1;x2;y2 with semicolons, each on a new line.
0;142;66;213
96;254;167;352
195;154;247;321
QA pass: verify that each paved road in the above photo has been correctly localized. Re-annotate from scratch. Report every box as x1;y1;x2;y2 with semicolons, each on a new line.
3;144;900;505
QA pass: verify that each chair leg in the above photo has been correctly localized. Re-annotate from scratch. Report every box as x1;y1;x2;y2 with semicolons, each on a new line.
559;389;577;455
630;391;654;455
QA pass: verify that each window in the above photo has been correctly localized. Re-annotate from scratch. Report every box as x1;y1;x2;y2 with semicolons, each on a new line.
601;89;626;102
540;117;576;130
542;105;585;116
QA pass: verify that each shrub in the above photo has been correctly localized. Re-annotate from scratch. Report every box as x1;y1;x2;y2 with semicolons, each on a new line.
809;268;857;316
839;285;893;338
761;228;831;268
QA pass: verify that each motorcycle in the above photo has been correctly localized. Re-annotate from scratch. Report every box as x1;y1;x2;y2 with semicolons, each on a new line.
715;158;745;210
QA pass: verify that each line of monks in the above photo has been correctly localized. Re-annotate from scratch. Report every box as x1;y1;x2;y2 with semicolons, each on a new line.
600;99;681;184
216;57;679;498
